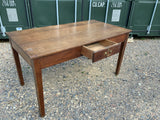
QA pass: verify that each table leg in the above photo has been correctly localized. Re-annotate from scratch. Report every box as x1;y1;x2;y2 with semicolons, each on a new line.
115;37;128;75
32;60;45;117
11;47;24;86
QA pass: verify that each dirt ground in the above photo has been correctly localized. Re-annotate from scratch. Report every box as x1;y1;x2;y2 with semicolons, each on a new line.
0;38;160;120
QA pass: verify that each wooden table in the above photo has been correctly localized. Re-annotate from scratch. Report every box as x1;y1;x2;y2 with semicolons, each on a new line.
7;20;131;117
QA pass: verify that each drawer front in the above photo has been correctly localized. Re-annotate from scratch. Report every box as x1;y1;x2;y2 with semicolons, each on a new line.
93;43;121;62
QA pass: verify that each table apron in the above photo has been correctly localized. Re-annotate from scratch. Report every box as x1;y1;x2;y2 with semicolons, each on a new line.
37;47;82;69
10;40;32;66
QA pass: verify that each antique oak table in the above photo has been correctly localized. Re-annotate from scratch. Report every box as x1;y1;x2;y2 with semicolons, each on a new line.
7;20;131;117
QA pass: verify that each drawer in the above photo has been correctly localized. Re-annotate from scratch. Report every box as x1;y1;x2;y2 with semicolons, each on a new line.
81;40;121;62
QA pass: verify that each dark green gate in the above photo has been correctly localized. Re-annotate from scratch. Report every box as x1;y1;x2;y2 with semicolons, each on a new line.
0;0;32;39
30;0;82;27
83;0;132;28
127;0;160;36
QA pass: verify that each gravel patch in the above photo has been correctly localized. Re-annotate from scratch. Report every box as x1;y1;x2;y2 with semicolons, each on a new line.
0;38;160;120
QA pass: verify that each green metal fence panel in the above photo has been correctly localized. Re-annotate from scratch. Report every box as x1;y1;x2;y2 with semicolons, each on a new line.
83;0;132;28
30;0;82;27
0;0;32;39
1;0;160;39
0;13;4;39
127;0;160;36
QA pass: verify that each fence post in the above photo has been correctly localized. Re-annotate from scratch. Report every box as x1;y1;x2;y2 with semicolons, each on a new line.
75;0;78;23
0;16;6;37
147;0;159;34
89;0;92;20
105;0;110;23
56;0;59;25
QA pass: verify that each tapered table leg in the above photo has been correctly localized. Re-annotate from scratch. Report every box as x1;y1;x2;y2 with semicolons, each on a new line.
32;60;45;117
11;47;24;86
116;35;128;75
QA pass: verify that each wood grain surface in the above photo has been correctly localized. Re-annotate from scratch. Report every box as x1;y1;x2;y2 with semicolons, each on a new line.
7;20;131;59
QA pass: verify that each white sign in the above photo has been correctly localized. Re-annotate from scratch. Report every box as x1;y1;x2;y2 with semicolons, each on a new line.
92;2;105;7
111;9;121;22
6;8;18;22
16;27;22;31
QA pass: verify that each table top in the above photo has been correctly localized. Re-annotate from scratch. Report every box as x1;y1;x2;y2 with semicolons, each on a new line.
7;20;131;59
